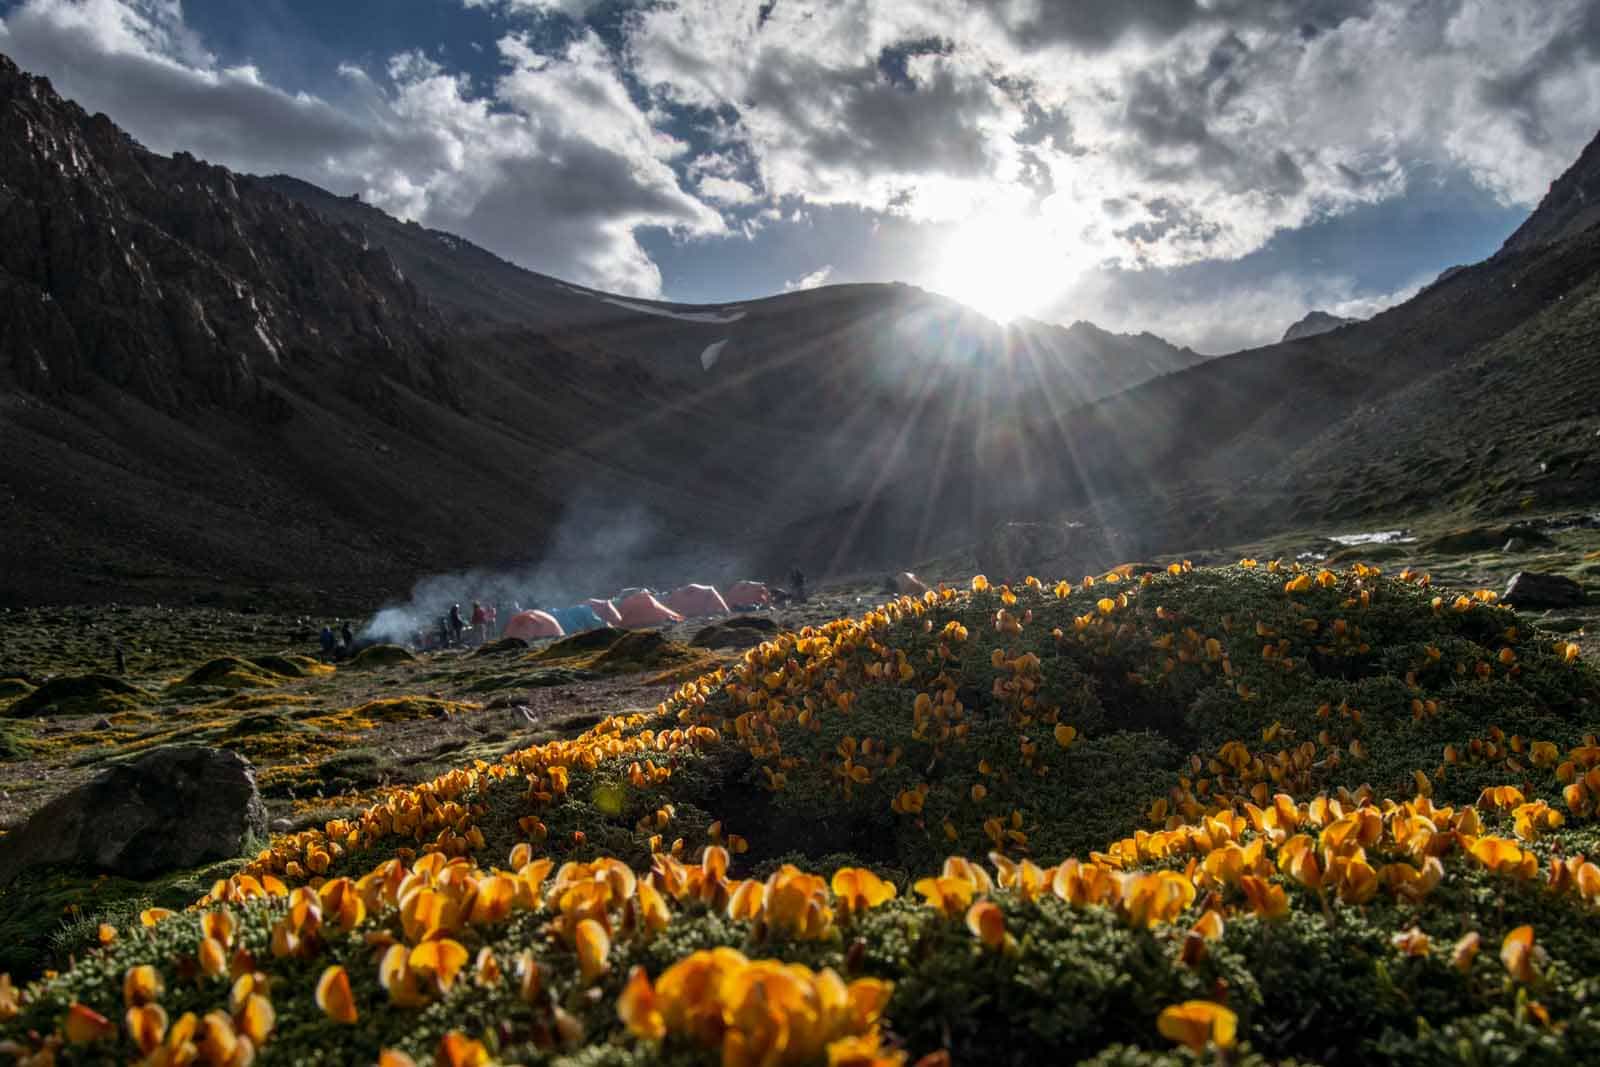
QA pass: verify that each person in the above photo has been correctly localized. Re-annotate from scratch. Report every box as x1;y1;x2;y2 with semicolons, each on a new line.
114;642;127;675
341;619;355;651
320;625;335;658
789;566;808;604
438;615;451;648
470;601;488;644
448;603;465;646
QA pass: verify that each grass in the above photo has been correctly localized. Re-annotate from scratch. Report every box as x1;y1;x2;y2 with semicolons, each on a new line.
3;561;1598;1065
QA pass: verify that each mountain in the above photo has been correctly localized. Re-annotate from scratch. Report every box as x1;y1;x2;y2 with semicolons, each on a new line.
1282;310;1357;342
0;53;1204;607
1033;125;1600;553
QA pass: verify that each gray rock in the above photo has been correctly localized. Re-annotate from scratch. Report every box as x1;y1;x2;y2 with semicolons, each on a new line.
1503;571;1586;609
973;520;1128;585
0;745;267;885
270;817;294;833
1538;616;1589;634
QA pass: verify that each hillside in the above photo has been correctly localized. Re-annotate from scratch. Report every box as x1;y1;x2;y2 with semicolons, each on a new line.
0;53;1204;609
2;563;1597;1065
1029;130;1600;555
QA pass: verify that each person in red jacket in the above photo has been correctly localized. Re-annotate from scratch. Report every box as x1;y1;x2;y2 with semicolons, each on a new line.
470;601;488;644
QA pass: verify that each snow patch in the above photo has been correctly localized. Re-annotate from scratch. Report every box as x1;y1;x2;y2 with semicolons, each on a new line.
700;339;729;371
1328;530;1414;546
598;296;746;324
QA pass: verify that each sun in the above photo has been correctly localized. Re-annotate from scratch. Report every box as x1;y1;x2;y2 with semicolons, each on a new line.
931;212;1076;324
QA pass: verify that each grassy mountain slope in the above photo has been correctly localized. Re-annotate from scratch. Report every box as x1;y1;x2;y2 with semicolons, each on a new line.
2;563;1597;1065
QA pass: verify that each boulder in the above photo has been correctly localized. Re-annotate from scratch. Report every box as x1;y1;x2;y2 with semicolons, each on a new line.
973;521;1124;585
0;745;267;885
691;616;780;649
1503;572;1586;609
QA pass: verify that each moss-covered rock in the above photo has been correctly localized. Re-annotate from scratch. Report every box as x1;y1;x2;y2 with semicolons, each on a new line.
348;643;418;669
6;674;149;718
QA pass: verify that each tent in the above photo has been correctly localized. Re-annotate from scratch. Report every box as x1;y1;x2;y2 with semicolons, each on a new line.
588;598;624;626
550;604;609;634
503;610;565;642
894;572;930;596
664;584;730;618
724;580;771;610
616;591;684;628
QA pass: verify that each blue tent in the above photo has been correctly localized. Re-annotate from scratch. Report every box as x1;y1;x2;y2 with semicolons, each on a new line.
550;604;608;634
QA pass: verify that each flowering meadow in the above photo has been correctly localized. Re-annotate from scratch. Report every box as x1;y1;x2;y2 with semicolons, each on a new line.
2;562;1597;1066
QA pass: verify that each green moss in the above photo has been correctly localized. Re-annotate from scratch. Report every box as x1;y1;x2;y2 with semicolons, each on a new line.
6;674;150;718
172;655;284;691
348;643;418;669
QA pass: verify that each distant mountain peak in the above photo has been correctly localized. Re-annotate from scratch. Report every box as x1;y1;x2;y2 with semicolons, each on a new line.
1282;310;1357;343
1501;126;1600;255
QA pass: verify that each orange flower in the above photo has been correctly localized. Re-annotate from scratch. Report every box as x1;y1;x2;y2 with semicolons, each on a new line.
64;1002;116;1044
1501;925;1537;983
914;876;976;919
410;939;470;993
831;868;898;917
125;1003;169;1055
1391;927;1431;956
1157;1000;1238;1052
1452;932;1481;973
315;965;358;1024
123;964;163;1008
965;901;1007;950
436;1031;491;1067
618;966;665;1041
576;918;611;982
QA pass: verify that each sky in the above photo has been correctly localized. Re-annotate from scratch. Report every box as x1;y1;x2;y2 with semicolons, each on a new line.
1;1;1597;353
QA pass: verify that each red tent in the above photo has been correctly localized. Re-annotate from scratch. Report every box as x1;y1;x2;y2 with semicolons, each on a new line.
503;610;565;642
616;591;684;628
588;598;623;626
664;584;730;618
724;580;771;609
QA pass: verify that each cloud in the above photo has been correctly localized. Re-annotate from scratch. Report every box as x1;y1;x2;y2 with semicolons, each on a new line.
783;265;834;292
0;0;723;296
627;0;1600;282
1046;267;1433;355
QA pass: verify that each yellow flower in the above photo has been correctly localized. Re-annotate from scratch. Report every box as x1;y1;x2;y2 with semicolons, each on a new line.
125;1003;168;1056
64;1001;117;1044
576;919;612;982
965;901;1007;950
436;1031;492;1067
315;965;358;1024
618;966;666;1041
1053;723;1078;749
123;964;163;1008
1452;931;1481;972
1501;925;1538;983
410;938;470;993
1391;927;1431;956
1240;875;1289;919
831;868;898;917
1157;1000;1238;1052
971;575;990;592
914;875;976;918
0;973;19;1022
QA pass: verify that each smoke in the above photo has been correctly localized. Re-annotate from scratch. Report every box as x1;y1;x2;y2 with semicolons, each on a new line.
359;489;683;645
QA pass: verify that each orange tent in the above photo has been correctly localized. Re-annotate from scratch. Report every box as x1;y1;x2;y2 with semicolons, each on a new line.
664;584;730;618
724;580;771;609
616;591;684;628
503;610;565;642
588;599;623;626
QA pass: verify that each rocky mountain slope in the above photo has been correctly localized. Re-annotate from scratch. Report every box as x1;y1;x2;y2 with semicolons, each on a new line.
0;52;1205;607
1281;310;1357;342
1035;127;1600;554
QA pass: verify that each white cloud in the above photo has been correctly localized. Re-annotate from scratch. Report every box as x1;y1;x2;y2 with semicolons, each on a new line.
627;0;1600;283
0;0;723;296
783;265;834;292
